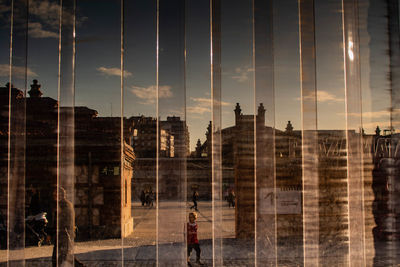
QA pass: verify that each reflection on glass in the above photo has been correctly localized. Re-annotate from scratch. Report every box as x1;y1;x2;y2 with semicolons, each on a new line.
298;0;319;265
8;0;28;265
253;0;277;265
124;1;157;265
342;0;366;265
74;0;124;265
1;0;400;266
211;0;222;265
56;0;76;265
157;0;187;265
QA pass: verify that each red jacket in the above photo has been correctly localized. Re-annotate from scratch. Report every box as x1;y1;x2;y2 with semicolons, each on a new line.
187;222;199;244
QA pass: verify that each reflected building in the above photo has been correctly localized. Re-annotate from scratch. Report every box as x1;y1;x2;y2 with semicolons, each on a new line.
129;115;190;200
128;116;180;158
0;81;134;240
0;83;26;226
370;131;400;265
161;116;190;158
0;80;393;258
74;115;134;239
194;103;377;257
128;115;190;159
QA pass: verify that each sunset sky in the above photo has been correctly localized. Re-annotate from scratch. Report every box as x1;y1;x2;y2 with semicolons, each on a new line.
0;0;393;151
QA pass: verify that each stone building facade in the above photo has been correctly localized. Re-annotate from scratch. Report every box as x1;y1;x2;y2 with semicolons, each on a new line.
129;115;191;200
0;81;135;240
195;103;377;260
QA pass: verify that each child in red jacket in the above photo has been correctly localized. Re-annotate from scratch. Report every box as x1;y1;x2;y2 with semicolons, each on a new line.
187;212;204;266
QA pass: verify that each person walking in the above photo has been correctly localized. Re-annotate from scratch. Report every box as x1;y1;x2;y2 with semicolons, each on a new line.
228;189;236;208
51;187;84;267
140;190;146;206
187;212;204;266
147;189;154;207
190;191;199;211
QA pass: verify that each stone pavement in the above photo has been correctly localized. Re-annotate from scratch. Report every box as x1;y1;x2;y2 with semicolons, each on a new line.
0;201;378;266
0;201;282;266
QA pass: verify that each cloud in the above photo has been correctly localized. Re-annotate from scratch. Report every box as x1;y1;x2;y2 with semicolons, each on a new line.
0;64;38;79
360;110;390;119
231;67;254;83
298;90;344;103
187;106;210;115
0;1;61;38
28;22;58;38
97;67;132;77
345;109;400;120
187;97;231;115
337;109;400;132
130;85;173;104
29;0;62;29
25;0;86;38
317;91;344;103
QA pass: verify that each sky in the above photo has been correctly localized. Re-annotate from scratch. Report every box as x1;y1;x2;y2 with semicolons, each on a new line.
0;0;395;151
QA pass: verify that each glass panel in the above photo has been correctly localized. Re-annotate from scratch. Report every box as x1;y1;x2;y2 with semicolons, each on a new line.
0;0;12;264
2;1;400;266
24;0;60;265
157;0;187;265
220;0;255;264
74;0;123;265
185;0;213;266
385;0;400;264
123;0;157;265
274;0;303;265
360;0;389;265
298;0;319;265
361;0;400;265
342;0;366;265
253;0;277;265
211;0;223;265
0;0;65;265
315;0;348;265
8;0;28;265
56;0;76;266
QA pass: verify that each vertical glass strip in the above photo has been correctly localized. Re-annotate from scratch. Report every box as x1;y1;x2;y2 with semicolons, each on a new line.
364;1;398;265
210;0;222;265
253;0;277;265
185;0;212;265
298;0;319;265
120;0;125;265
274;1;302;265
157;0;187;265
314;1;348;265
342;0;366;266
23;0;60;265
156;0;160;264
357;0;381;265
74;0;123;265
56;0;75;266
386;0;400;264
220;0;256;264
123;0;157;265
0;1;12;265
388;1;400;125
8;0;28;265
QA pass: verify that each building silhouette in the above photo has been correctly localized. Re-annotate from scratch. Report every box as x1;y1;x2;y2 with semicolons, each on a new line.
193;103;378;265
0;81;135;240
129;115;191;200
0;81;392;261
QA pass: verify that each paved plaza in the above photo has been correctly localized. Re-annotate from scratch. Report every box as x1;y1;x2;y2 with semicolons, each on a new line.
1;201;382;266
0;201;273;266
